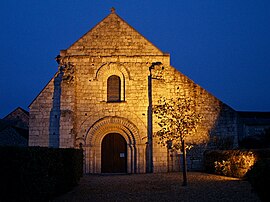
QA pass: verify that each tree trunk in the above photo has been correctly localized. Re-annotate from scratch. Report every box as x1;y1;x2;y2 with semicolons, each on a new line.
182;139;187;186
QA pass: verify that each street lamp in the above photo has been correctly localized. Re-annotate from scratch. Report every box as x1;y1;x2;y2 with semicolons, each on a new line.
147;62;163;173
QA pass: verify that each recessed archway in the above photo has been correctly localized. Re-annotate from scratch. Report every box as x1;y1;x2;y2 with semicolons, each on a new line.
83;116;145;174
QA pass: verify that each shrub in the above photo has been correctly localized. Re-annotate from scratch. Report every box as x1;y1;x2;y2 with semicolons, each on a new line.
0;146;83;201
246;158;270;202
203;150;257;178
252;148;270;159
203;150;231;173
214;151;255;178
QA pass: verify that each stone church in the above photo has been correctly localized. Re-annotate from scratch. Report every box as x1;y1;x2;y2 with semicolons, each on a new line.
29;9;238;173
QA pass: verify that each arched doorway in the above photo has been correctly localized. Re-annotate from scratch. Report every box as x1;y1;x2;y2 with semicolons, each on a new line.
101;133;127;173
83;116;145;174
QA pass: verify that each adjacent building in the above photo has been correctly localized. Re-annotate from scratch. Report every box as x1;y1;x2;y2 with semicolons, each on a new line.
0;107;29;147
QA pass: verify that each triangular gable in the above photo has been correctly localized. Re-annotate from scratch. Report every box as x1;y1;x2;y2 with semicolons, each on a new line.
3;107;29;119
3;107;29;130
66;10;164;56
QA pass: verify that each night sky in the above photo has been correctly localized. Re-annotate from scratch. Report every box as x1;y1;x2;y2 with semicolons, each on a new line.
1;0;270;118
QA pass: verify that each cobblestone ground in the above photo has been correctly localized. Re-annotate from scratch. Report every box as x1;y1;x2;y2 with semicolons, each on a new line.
54;172;260;202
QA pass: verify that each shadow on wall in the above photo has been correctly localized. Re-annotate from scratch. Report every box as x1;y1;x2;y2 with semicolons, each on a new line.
208;103;238;150
177;104;238;171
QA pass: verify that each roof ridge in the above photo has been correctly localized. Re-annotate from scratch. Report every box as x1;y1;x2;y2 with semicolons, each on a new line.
112;12;164;54
64;10;164;55
3;107;29;119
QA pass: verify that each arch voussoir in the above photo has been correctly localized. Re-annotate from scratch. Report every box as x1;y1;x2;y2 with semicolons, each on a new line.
83;116;143;174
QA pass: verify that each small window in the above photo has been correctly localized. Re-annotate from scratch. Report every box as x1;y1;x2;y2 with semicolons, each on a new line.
107;75;121;102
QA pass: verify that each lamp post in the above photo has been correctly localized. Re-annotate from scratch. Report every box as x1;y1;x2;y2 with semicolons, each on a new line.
147;62;163;173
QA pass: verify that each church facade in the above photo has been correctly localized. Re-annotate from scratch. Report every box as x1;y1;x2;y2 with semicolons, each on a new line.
29;9;238;173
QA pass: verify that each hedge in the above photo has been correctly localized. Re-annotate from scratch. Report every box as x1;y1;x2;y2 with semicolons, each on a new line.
0;146;83;201
203;149;270;178
246;158;270;202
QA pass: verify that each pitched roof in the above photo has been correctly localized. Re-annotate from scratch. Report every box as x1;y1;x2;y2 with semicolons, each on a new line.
3;107;29;119
238;111;270;125
3;107;29;129
0;119;28;147
238;111;270;119
65;9;164;56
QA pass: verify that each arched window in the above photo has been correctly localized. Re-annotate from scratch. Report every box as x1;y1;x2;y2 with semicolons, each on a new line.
107;75;121;102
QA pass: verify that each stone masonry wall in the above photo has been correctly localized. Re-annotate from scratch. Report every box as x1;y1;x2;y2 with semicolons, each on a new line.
29;78;55;147
29;11;238;173
151;66;238;170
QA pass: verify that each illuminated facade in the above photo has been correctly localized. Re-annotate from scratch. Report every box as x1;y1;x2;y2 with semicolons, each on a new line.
29;9;238;173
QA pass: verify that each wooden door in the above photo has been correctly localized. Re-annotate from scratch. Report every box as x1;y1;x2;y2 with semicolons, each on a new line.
101;133;127;173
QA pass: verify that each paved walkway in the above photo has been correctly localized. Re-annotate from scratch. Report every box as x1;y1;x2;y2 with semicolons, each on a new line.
54;172;260;202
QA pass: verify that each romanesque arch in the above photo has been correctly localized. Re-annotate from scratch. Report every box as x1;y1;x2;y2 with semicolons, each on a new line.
95;62;131;81
94;62;131;102
83;116;145;174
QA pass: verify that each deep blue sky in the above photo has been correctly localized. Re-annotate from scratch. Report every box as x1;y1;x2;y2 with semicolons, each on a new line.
1;0;270;118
